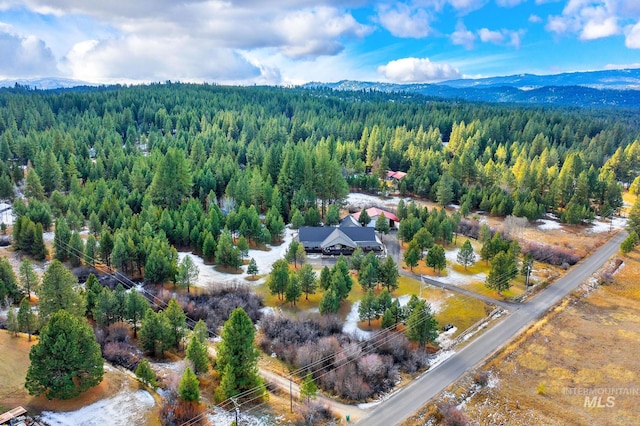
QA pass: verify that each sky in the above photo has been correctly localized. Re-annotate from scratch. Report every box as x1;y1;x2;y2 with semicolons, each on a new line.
0;0;639;85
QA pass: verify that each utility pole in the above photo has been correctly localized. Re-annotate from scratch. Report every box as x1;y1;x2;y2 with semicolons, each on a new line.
231;397;240;426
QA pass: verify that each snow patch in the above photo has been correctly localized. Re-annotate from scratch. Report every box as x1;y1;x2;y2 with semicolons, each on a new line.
428;349;455;369
342;301;372;340
588;216;627;233
537;219;563;231
40;390;155;426
177;227;295;288
207;409;279;426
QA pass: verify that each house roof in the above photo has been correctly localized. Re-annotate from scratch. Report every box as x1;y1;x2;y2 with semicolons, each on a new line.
352;207;399;223
298;226;382;249
387;170;407;180
339;215;361;227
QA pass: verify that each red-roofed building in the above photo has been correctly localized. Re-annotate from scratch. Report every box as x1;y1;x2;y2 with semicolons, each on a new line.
386;170;407;181
352;207;399;229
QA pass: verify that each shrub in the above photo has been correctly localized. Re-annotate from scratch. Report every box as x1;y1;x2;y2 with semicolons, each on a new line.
437;403;472;426
523;243;580;266
103;341;141;370
473;370;490;387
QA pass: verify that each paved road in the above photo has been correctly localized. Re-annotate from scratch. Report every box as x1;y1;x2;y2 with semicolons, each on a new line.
358;230;627;426
416;273;514;309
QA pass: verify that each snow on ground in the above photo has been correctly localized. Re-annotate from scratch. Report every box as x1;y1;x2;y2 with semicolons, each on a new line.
0;206;14;225
178;227;295;288
537;219;563;231
40;389;155;426
207;409;280;426
588;216;627;233
434;248;485;286
428;349;455;369
43;231;55;242
436;326;458;350
346;193;406;210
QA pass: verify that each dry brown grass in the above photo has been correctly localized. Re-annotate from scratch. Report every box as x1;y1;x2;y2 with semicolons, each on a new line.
411;246;640;425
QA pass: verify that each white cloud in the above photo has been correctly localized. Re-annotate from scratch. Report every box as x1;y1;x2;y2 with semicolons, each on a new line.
61;36;262;83
625;21;640;48
451;21;476;49
447;0;488;13
478;27;524;48
378;57;461;82
377;4;432;38
496;0;527;7
0;1;372;82
529;14;542;23
478;28;505;43
0;25;58;78
546;0;625;41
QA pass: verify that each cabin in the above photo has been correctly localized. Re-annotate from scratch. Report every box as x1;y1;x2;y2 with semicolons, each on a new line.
297;226;383;255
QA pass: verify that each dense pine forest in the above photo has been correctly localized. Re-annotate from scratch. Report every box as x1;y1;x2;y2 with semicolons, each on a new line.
0;82;639;288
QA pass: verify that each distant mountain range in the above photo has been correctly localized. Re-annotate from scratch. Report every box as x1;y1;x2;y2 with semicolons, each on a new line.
0;77;96;90
304;68;640;108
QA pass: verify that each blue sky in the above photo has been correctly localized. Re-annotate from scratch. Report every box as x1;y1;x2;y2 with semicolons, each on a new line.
0;1;639;84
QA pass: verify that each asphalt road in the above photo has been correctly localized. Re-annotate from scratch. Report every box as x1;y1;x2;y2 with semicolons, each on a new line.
358;230;627;426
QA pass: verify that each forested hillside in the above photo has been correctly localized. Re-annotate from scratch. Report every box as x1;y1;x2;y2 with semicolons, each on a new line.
0;83;638;285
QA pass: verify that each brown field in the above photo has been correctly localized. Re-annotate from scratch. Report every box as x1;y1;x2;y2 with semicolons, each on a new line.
408;247;640;425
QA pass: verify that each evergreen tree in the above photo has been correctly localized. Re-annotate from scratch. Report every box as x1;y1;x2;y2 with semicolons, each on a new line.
149;147;192;209
38;260;84;321
297;263;317;300
381;308;394;329
32;223;47;261
68;231;84;267
403;241;420;271
325;204;340;226
17;298;37;341
165;298;187;350
84;234;97;266
53;217;71;262
426;244;446;275
236;236;249;261
93;287;118;327
139;309;172;358
178;367;200;402
375;213;391;237
300;372;317;404
202;232;216;262
629;196;640;236
186;335;210;374
215;308;263;401
135;359;158;389
125;290;149;338
412;228;434;255
247;258;259;278
285;240;306;268
193;319;209;343
406;300;438;347
358;262;378;292
84;274;103;317
290;208;304;229
456;240;475;270
177;255;199;293
358;209;371;226
379;256;399;292
319;266;331;290
19;259;39;301
285;274;301;306
349;247;365;271
485;251;518;294
358;289;378;326
268;259;290;300
318;288;340;314
436;172;455;207
24;169;45;201
99;229;114;267
25;310;103;400
6;307;18;336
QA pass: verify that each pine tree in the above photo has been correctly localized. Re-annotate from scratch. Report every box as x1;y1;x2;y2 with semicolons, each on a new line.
177;255;199;293
165;298;187;350
426;244;446;275
178;367;200;402
456;240;475;270
406;300;438;347
319;288;340;314
32;223;47;260
358;289;378;326
135;359;158;389
19;259;39;301
629;196;640;236
375;213;391;237
297;264;317;300
193;319;209;343
84;234;97;266
268;259;290;300
6;307;18;336
485;251;517;294
25;310;103;400
38;260;85;321
139;309;172;358
53;217;71;262
403;241;420;271
149;147;192;209
186;335;210;374
300;372;317;404
247;258;258;278
17;298;37;341
358;209;371;226
202;232;216;263
125;290;149;338
68;231;84;267
215;308;264;401
285;274;301;306
379;256;399;292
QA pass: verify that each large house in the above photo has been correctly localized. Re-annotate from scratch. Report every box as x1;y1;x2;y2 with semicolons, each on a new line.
297;226;383;255
352;207;399;229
